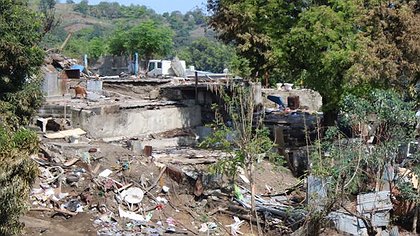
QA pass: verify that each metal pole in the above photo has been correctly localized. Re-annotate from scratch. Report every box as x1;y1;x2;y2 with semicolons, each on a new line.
134;52;139;77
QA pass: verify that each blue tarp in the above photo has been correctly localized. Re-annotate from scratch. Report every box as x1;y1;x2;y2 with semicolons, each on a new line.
70;64;85;73
267;95;285;109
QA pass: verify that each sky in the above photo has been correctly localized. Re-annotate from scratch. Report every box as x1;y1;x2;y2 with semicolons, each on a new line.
74;0;207;14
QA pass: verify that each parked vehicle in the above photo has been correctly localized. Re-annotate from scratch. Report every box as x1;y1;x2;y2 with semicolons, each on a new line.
147;59;186;78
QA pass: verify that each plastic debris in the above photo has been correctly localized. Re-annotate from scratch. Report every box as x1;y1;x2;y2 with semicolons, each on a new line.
226;216;244;236
64;199;83;212
162;186;170;193
118;206;146;222
156;196;168;204
199;223;209;232
165;217;176;233
120;187;144;204
99;169;113;178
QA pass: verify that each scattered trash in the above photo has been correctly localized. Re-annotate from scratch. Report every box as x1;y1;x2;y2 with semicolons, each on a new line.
199;222;218;233
118;206;146;222
63;199;83;212
238;174;250;184
226;216;244;236
98;169;113;178
120;187;144;205
88;147;98;153
165;217;176;233
81;152;90;164
156;196;168;204
162;185;170;193
41;166;64;184
66;173;80;185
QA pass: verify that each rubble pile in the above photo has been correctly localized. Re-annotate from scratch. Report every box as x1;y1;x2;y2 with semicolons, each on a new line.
25;121;314;235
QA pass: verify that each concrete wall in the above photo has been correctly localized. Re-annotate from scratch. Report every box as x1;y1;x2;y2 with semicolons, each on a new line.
262;88;322;111
73;105;202;139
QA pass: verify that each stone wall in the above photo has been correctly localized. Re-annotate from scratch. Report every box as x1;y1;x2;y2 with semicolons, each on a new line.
262;88;322;111
72;105;202;139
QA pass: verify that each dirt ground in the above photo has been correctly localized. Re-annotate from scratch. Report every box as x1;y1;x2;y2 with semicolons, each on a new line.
22;136;300;236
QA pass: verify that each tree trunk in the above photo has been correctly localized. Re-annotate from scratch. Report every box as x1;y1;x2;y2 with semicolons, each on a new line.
248;159;262;235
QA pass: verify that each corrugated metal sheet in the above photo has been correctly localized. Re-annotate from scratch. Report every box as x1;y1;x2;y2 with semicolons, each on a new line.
357;191;392;213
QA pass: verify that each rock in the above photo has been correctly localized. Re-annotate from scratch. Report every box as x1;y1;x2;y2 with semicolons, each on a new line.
66;174;80;185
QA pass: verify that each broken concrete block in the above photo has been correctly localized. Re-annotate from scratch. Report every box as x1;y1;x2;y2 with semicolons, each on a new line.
149;89;160;99
87;80;103;92
102;105;120;114
87;92;101;102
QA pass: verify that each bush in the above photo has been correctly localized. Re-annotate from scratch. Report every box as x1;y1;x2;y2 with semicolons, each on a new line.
0;126;39;235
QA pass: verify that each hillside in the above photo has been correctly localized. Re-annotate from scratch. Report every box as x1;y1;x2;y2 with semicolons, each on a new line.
41;2;213;59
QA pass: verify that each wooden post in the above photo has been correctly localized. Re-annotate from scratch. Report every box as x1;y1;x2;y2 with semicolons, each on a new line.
195;71;198;104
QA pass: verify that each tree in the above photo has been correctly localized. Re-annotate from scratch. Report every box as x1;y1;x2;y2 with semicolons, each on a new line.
108;28;128;56
39;0;56;11
0;0;45;126
0;127;39;235
178;38;235;72
127;21;174;60
0;1;44;234
348;1;420;98
309;89;417;235
88;37;108;60
200;82;276;235
207;0;307;78
74;0;89;15
208;0;420;120
277;2;361;120
108;20;174;61
66;0;74;4
39;0;60;34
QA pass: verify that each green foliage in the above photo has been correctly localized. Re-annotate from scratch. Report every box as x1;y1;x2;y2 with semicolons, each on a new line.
88;37;108;60
1;79;44;127
40;1;210;59
0;126;39;236
0;2;43;235
108;28;128;56
74;0;88;15
0;0;45;128
108;20;174;60
208;0;307;77
312;89;416;193
200;83;275;181
39;0;55;12
208;0;420;115
279;3;360;113
0;0;45;94
178;38;235;72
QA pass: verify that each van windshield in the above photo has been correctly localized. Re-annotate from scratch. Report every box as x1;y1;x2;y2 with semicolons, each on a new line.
148;62;155;71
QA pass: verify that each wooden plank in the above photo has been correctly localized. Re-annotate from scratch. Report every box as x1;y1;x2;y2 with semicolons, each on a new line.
44;128;86;139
